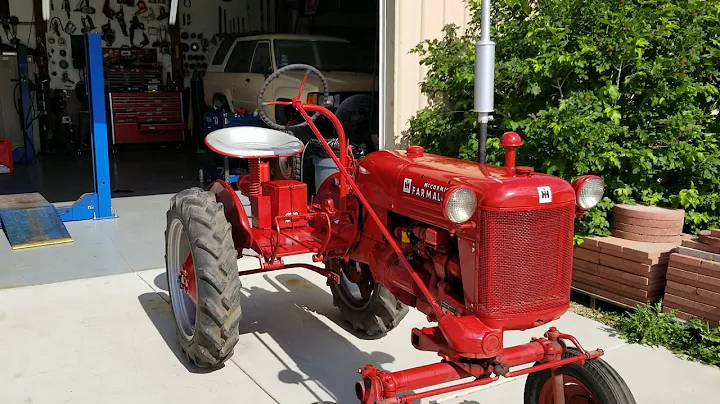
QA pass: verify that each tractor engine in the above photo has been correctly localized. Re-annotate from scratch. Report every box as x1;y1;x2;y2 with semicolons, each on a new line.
352;135;581;340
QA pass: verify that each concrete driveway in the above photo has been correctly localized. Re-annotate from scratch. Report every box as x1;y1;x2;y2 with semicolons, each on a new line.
2;258;719;404
1;194;718;403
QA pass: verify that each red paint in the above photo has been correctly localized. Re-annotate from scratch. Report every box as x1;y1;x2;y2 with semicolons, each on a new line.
201;70;614;403
109;92;184;145
500;131;523;168
539;374;598;404
208;180;254;251
262;180;308;229
179;253;197;304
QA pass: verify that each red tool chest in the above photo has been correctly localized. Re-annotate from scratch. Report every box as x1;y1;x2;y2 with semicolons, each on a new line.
262;180;308;229
109;92;185;145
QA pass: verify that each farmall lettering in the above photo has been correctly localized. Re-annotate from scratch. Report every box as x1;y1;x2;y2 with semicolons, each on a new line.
402;178;448;202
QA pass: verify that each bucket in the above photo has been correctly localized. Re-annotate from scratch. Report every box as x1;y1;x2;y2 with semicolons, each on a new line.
313;156;339;193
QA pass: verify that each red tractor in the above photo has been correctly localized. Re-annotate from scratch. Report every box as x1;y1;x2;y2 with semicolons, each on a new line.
164;61;635;403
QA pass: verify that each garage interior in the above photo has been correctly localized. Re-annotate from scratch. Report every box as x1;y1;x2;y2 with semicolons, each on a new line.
0;0;380;203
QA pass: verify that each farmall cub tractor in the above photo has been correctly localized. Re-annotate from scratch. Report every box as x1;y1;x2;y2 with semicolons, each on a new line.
165;6;636;402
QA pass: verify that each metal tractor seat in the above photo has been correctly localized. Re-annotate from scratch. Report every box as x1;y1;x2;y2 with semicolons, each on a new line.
205;126;304;159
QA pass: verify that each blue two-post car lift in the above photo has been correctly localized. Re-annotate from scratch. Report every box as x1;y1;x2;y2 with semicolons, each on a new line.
0;32;114;237
55;33;115;222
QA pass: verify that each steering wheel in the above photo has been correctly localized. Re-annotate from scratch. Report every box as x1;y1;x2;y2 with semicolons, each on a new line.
256;64;330;131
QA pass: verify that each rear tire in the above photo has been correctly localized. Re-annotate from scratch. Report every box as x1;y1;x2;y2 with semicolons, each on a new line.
212;94;231;113
165;188;243;369
270;154;302;181
327;260;408;337
523;348;636;404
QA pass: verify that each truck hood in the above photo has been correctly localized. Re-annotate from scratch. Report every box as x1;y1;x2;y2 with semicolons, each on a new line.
283;70;378;92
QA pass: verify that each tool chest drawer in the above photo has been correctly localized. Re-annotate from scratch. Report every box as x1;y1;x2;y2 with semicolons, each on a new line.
109;92;185;145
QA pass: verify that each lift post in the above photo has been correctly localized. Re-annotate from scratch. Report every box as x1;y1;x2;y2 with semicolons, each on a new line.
55;32;115;222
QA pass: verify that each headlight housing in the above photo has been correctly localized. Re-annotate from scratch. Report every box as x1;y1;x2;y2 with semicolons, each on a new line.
572;175;605;210
443;187;477;223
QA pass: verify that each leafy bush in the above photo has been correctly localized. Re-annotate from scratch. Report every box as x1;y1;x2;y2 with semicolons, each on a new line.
580;302;720;366
404;0;720;236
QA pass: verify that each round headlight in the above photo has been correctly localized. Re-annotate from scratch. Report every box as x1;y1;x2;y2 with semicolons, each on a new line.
575;176;605;210
444;187;477;224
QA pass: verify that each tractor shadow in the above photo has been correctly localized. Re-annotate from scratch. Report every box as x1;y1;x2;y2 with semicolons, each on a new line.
237;273;397;403
139;271;400;403
137;290;218;374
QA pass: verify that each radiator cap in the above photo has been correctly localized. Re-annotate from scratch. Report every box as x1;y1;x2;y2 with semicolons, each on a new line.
406;145;424;157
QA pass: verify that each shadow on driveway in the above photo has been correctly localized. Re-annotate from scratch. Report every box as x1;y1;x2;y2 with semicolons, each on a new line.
139;271;398;404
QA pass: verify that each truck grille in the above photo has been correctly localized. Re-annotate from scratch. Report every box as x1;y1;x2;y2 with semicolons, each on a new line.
476;203;575;317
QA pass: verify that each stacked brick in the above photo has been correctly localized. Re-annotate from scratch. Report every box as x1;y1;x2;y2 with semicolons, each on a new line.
663;231;720;327
573;204;687;308
610;204;686;243
573;236;677;308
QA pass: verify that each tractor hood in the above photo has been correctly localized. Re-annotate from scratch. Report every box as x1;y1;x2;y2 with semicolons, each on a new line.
354;149;576;228
283;70;379;93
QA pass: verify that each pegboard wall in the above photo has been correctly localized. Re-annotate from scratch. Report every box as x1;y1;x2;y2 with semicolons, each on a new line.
41;0;273;90
45;0;174;89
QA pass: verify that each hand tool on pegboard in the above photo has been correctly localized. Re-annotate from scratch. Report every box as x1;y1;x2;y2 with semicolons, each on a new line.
62;0;71;19
50;17;63;37
101;19;116;46
103;0;116;19
157;7;169;20
74;0;96;14
136;1;148;15
129;15;144;45
64;20;77;34
217;6;222;36
116;7;128;37
81;15;96;33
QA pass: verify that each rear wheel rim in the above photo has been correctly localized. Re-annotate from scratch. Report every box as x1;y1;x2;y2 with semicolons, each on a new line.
167;218;197;341
538;374;599;404
277;156;293;178
338;261;374;310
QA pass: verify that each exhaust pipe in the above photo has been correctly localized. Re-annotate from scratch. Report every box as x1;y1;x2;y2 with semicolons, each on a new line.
474;0;495;165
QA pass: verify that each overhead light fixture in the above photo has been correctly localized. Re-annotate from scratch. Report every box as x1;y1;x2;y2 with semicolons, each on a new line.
42;0;51;21
169;0;179;25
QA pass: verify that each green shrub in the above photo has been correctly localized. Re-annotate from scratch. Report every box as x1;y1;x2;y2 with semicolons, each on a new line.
592;302;720;366
404;0;720;236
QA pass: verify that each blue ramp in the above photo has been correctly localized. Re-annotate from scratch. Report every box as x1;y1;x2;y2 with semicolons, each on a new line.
0;193;73;250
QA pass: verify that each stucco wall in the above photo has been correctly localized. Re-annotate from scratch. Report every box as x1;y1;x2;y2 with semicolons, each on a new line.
388;0;472;148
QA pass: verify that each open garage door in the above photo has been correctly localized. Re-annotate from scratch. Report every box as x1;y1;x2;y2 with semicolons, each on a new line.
184;0;380;189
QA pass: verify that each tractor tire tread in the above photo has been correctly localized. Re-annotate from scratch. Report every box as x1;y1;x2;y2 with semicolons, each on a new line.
165;187;242;369
329;277;409;337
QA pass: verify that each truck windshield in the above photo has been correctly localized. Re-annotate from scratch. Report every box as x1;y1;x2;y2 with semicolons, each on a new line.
275;40;373;73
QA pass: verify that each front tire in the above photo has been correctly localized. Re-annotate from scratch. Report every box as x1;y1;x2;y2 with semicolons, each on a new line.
327;260;408;337
523;348;636;404
165;188;243;369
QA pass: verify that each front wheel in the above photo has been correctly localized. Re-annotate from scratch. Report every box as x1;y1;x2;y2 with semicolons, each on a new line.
523;348;636;404
165;188;243;368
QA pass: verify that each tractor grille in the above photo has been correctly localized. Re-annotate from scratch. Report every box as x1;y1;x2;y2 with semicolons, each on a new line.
476;203;575;317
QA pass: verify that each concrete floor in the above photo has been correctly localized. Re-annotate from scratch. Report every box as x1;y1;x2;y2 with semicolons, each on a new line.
1;193;720;403
0;148;203;203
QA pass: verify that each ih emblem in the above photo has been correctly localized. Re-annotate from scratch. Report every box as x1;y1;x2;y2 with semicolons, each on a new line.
403;178;413;193
538;186;552;204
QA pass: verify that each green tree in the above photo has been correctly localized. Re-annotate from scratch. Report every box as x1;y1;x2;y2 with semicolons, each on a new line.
405;0;720;236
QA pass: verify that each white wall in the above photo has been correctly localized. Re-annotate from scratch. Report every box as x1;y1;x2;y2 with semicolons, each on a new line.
6;0;37;50
386;0;472;148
